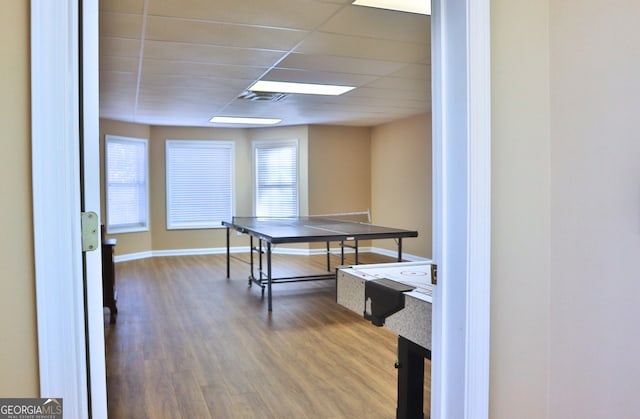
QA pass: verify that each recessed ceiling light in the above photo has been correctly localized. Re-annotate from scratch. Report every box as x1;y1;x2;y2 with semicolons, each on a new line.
249;80;356;96
209;116;282;125
352;0;431;15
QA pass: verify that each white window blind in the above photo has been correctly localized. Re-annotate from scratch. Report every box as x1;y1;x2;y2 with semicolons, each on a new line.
105;135;149;233
254;140;298;217
166;140;234;229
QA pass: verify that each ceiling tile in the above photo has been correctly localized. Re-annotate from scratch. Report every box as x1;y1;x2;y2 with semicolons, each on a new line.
99;71;138;88
294;32;429;63
313;0;353;4
350;85;429;102
277;53;406;76
364;76;430;92
145;16;308;50
100;12;143;39
147;0;343;30
99;56;139;72
99;0;145;14
143;41;287;66
100;37;141;58
141;59;267;80
320;6;430;44
140;73;252;92
388;63;432;79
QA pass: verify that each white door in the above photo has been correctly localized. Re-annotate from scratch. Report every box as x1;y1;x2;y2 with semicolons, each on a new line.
31;0;106;417
81;1;109;417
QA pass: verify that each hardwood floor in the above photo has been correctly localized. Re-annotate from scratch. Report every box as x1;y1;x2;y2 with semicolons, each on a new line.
105;253;430;418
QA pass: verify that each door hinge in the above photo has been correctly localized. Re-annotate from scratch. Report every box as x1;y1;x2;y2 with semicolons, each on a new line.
81;211;99;252
431;263;438;285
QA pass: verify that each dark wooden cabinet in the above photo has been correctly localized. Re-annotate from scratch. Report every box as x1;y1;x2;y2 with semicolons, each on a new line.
102;230;118;323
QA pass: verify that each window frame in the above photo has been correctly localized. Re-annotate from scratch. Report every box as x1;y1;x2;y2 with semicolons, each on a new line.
105;134;150;234
165;139;235;230
252;139;300;218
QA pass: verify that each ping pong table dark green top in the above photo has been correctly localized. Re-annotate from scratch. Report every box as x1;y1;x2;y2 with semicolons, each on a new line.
223;216;418;244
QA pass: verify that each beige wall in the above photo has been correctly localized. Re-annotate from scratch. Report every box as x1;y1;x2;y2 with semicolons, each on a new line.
101;120;430;258
308;125;371;216
307;125;373;251
0;0;39;396
490;0;551;417
371;114;432;259
491;0;640;417
548;1;640;417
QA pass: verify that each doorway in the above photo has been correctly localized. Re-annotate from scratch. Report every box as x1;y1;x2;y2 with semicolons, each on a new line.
31;0;491;417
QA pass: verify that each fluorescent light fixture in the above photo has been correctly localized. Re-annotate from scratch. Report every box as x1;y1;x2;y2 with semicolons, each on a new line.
209;116;282;125
249;80;356;96
352;0;431;15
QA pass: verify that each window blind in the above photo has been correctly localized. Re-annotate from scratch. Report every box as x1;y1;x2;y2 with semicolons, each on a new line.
166;140;233;229
254;141;298;217
106;135;149;233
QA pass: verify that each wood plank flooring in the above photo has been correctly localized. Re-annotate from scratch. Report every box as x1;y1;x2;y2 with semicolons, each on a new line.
105;253;430;419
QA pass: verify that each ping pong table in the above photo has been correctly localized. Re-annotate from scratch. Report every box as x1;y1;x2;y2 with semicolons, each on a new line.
223;216;418;311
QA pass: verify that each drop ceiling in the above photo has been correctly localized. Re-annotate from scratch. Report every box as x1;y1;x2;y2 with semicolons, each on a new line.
99;0;431;128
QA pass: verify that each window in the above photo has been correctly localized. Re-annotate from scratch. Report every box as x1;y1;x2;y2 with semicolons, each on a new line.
166;140;234;229
105;135;149;233
253;140;298;217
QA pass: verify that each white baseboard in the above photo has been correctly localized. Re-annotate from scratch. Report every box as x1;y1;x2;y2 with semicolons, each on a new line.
114;246;427;263
368;246;431;262
114;251;153;263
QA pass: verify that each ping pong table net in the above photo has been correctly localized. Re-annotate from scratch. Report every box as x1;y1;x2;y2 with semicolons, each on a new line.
231;210;371;224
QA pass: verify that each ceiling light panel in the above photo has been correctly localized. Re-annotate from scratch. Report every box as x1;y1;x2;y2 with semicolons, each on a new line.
352;0;431;15
249;80;356;96
210;116;282;125
262;69;374;88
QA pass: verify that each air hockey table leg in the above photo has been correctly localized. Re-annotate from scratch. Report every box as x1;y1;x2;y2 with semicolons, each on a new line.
396;335;431;419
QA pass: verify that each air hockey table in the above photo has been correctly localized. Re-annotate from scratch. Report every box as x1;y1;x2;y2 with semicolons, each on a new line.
337;261;433;419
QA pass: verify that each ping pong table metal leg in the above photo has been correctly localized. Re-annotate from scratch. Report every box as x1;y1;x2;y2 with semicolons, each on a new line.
397;238;403;262
248;235;254;287
226;226;230;278
355;239;359;264
267;242;272;311
259;239;265;297
326;241;331;271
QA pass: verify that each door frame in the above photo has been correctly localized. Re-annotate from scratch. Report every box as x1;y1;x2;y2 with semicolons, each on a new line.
431;0;492;417
31;0;492;418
